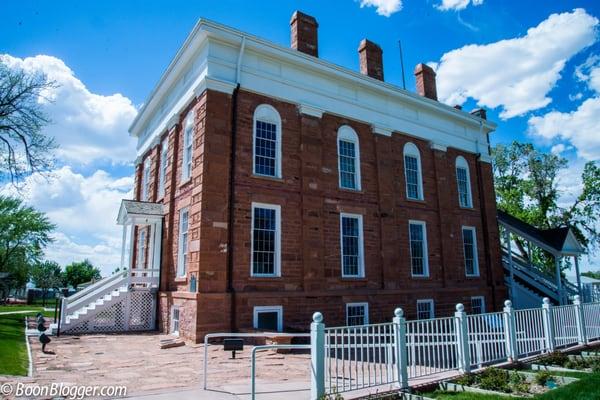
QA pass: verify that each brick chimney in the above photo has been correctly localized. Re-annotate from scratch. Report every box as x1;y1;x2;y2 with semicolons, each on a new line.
414;63;437;101
358;39;384;81
290;11;318;57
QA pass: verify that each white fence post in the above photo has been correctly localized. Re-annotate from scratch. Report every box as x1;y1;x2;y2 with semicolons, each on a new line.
393;307;408;390
454;303;471;373
542;297;555;352
503;300;518;362
573;295;587;345
310;312;325;400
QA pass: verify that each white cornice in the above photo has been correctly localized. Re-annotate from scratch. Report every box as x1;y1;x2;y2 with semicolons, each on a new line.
131;18;496;163
430;143;447;152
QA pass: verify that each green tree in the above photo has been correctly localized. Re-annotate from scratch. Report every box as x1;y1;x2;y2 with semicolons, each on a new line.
493;141;600;274
62;259;101;288
0;196;54;301
30;260;62;306
582;271;600;280
0;59;57;186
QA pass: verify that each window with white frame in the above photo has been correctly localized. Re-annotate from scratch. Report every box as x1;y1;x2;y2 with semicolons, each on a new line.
340;213;365;278
337;126;361;190
409;221;428;277
158;138;169;198
471;296;485;314
456;156;472;208
462;226;479;276
403;142;423;200
251;203;281;277
177;208;189;277
346;303;369;326
253;105;282;178
182;113;194;181
417;299;434;320
253;306;282;332
142;158;151;201
171;306;180;336
136;229;146;269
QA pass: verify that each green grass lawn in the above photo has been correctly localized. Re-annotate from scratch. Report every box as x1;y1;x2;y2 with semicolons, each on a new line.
0;304;47;313
425;371;600;400
0;310;54;376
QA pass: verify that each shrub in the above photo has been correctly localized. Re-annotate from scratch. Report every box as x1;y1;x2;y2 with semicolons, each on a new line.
539;351;569;367
509;371;529;393
478;368;511;393
535;371;555;386
456;373;476;386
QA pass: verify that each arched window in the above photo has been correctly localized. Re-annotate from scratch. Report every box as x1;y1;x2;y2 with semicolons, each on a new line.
455;156;472;208
182;112;195;181
337;125;361;190
253;104;282;178
403;142;423;200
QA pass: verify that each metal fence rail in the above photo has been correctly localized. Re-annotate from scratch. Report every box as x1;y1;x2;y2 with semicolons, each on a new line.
467;312;507;368
406;317;458;379
514;307;546;357
553;304;579;348
584;302;600;341
324;322;396;393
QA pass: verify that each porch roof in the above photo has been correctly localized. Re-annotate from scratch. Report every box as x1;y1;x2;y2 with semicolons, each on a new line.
117;200;164;225
497;210;585;256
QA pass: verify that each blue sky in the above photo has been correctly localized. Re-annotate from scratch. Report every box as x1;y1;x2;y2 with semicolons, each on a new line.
1;0;600;275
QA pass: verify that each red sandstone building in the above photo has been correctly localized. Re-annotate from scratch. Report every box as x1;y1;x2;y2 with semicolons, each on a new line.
124;12;507;342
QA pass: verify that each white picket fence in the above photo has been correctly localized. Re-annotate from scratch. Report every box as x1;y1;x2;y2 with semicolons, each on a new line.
309;296;600;399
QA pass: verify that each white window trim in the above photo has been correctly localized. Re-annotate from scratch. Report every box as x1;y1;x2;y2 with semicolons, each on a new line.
170;305;180;336
456;156;473;208
337;125;362;191
177;207;189;277
158;138;169;198
339;212;365;278
346;302;369;326
471;296;485;314
253;305;283;332
403;142;424;201
408;220;429;277
252;104;282;178
417;299;435;320
462;226;480;277
182;112;195;182
250;202;282;277
142;158;151;201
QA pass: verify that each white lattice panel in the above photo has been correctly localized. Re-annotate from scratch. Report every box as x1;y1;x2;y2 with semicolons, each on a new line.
63;290;156;334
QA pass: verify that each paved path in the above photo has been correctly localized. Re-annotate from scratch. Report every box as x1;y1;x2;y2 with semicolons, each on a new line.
0;310;39;315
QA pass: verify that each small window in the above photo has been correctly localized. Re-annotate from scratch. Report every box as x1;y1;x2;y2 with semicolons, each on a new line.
346;303;369;326
137;229;146;269
158;138;169;198
253;105;282;178
337;126;361;190
471;296;485;314
417;299;434;320
409;221;429;277
404;142;423;200
253;306;283;332
340;213;365;278
251;203;281;277
177;208;189;277
182;113;194;181
463;227;479;276
142;158;151;201
456;156;472;208
171;306;180;336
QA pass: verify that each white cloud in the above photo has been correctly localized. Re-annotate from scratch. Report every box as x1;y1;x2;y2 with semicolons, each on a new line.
436;0;483;11
358;0;402;16
1;54;138;164
528;96;600;160
551;143;566;155
2;166;133;277
574;54;600;93
434;9;599;119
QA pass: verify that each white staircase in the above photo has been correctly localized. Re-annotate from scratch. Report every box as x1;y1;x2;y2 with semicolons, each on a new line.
55;270;157;335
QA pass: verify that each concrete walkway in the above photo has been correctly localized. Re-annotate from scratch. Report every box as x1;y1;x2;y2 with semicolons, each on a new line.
0;310;40;315
127;382;311;400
